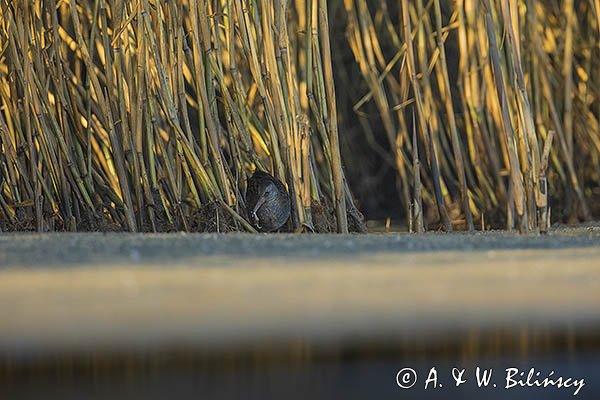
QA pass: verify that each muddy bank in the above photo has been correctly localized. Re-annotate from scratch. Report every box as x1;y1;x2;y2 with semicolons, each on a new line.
0;226;598;355
1;224;600;268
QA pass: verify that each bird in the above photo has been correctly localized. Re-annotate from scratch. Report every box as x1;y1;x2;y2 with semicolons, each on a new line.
245;170;291;232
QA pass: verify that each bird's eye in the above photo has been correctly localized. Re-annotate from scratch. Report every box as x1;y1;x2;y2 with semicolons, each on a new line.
264;191;270;196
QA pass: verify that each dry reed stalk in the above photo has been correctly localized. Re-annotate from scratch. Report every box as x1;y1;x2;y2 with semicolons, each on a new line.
412;112;424;233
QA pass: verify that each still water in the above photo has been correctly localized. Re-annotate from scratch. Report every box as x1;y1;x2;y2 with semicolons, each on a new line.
2;337;599;399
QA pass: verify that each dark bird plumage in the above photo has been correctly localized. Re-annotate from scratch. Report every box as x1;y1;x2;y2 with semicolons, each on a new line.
245;170;291;232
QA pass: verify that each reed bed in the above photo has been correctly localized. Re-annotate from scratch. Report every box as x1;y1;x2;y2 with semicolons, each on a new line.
339;0;600;232
0;0;599;233
0;0;366;232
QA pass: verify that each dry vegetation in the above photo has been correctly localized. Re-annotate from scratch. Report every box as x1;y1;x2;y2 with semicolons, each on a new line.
0;0;598;233
0;0;363;233
338;0;600;232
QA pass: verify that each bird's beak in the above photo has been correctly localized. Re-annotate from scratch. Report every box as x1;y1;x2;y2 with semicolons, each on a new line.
252;194;268;215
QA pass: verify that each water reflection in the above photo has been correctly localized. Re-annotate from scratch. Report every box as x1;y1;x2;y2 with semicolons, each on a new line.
2;328;599;399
